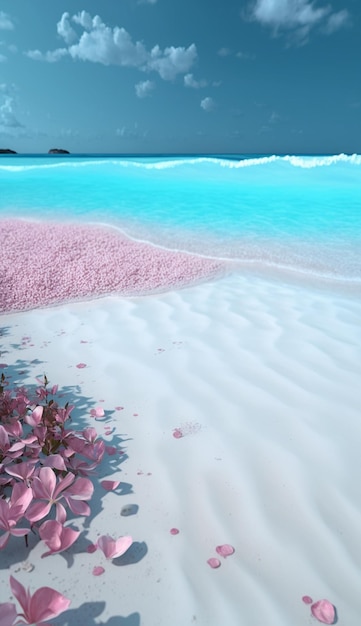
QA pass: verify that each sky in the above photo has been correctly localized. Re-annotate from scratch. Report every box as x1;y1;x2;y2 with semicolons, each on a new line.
0;0;360;154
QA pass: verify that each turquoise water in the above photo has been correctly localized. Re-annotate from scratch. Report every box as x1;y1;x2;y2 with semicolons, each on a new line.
1;153;360;283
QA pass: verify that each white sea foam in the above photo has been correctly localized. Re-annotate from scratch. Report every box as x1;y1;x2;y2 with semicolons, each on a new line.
1;153;360;173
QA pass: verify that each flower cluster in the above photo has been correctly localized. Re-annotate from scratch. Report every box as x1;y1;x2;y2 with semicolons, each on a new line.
0;373;104;555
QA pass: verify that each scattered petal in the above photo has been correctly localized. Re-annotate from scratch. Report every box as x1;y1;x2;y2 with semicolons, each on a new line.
173;428;183;439
92;566;105;576
105;446;117;455
302;596;313;604
216;544;235;558
207;558;221;569
115;406;124;411
100;480;120;491
87;544;97;554
76;363;87;369
311;599;336;624
90;407;105;418
170;528;179;535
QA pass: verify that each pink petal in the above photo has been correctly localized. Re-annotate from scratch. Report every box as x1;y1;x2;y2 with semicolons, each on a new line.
90;407;105;418
207;558;221;569
105;445;117;455
65;477;94;500
97;535;133;559
0;602;17;626
100;480;120;491
30;587;71;622
170;528;179;535
92;566;105;576
32;467;56;499
25;500;51;524
215;544;235;558
42;455;67;471
76;363;87;369
311;600;336;624
87;543;97;553
0;532;10;550
9;577;30;616
66;499;91;517
173;428;183;439
302;595;313;604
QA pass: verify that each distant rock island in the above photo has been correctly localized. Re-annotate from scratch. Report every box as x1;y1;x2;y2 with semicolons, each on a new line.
48;148;70;154
0;148;17;154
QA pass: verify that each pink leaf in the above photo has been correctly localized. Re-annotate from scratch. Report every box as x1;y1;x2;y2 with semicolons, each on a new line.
100;480;120;491
207;558;221;569
311;600;336;624
97;535;133;559
215;544;235;558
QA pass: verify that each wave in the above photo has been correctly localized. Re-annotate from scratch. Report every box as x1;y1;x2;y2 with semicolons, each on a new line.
1;153;360;173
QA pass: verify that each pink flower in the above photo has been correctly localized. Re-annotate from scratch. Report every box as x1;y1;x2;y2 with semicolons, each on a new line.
39;520;80;557
8;575;70;625
97;534;133;559
0;483;32;550
26;467;93;524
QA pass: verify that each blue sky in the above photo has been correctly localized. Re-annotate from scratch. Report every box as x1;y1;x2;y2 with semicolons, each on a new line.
0;0;360;153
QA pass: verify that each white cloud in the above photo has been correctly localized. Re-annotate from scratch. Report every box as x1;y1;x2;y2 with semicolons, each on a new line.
147;44;197;80
247;0;349;42
116;123;148;139
0;93;23;128
218;47;231;57
57;12;77;44
0;11;14;31
200;97;215;112
236;51;255;60
27;12;197;82
184;73;207;88
26;48;68;63
323;9;349;33
135;79;155;98
0;53;7;63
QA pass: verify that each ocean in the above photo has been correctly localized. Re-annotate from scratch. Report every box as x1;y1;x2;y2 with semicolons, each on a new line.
1;153;360;287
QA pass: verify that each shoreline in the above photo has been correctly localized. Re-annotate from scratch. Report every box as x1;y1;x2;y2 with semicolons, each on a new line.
1;217;360;315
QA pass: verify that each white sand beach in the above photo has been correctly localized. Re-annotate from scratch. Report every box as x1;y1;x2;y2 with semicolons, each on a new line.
1;271;361;625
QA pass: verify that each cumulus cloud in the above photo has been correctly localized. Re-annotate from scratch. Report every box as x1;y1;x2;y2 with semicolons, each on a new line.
0;89;23;128
0;11;14;31
184;73;207;88
247;0;350;42
57;12;77;44
27;48;68;62
27;12;197;81
218;47;231;57
200;97;215;112
135;79;155;98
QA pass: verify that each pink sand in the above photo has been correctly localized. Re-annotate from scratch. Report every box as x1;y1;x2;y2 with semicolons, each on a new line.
0;219;224;312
